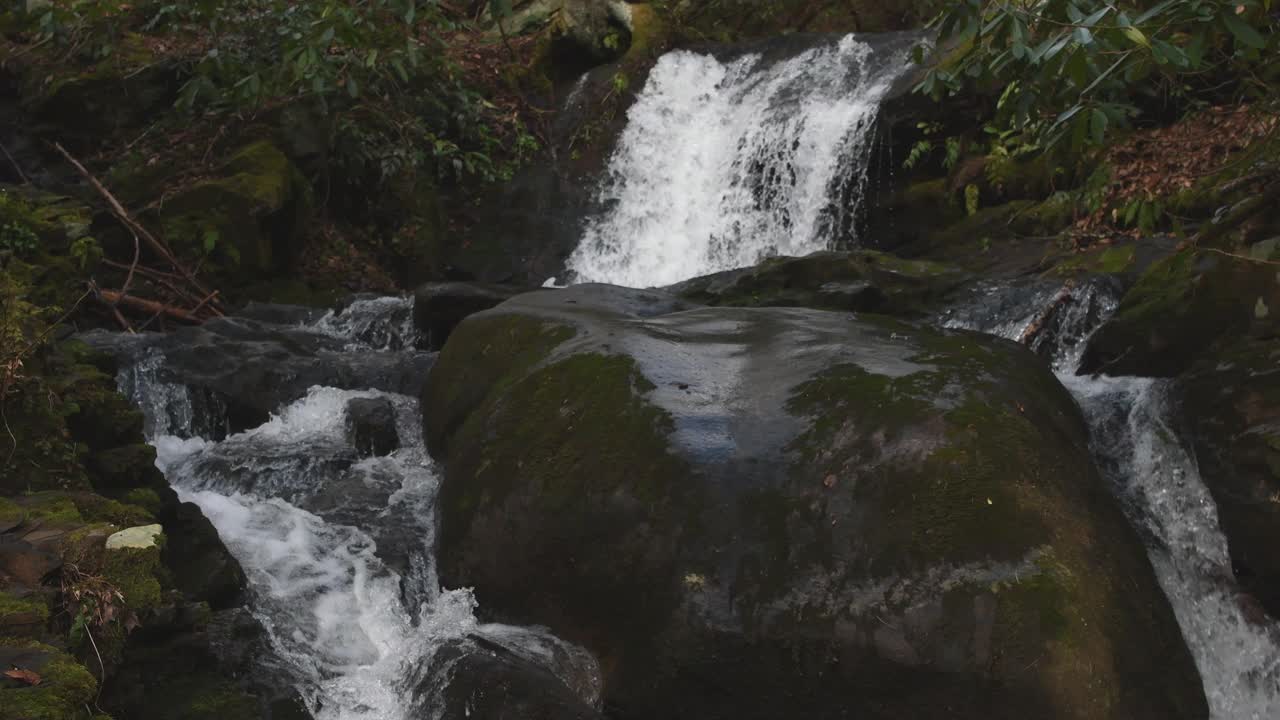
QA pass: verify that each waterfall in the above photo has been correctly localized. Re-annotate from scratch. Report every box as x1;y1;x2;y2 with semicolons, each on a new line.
564;35;906;288
110;298;600;720
945;279;1280;719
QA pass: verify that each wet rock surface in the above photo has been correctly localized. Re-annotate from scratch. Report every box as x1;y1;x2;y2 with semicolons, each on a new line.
424;283;1206;720
81;311;433;438
427;637;604;720
1176;338;1280;619
413;282;532;350
346;396;401;457
664;250;968;317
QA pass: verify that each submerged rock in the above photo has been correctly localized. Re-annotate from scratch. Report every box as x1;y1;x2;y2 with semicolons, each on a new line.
424;284;1206;720
426;637;604;720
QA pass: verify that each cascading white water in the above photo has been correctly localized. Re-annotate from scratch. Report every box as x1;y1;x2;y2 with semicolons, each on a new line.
564;35;904;288
113;298;601;720
946;279;1280;719
1065;376;1280;719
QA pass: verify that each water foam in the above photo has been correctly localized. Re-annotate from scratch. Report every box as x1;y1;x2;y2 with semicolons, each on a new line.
566;35;903;287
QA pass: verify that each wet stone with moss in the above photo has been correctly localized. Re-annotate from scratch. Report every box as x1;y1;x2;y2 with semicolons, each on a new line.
424;282;1207;720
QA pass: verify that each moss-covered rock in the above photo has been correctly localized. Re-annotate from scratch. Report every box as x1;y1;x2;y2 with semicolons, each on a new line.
153;141;312;279
1079;248;1280;376
0;639;98;720
0;591;49;639
424;284;1205;720
16;32;179;149
665;250;968;317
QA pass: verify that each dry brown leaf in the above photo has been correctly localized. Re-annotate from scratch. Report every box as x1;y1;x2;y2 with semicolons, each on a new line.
4;668;42;686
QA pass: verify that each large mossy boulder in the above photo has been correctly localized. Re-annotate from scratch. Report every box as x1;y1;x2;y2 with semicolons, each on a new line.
154;141;312;279
423;284;1205;720
1080;247;1280;376
1176;338;1280;619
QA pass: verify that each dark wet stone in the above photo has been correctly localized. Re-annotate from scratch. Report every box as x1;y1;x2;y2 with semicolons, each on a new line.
420;638;602;720
80;315;434;428
423;283;1206;720
1176;338;1280;620
157;498;246;610
413;282;531;350
665;250;968;317
345;397;400;457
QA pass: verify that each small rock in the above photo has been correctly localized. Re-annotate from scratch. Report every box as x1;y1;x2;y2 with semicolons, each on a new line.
105;524;163;550
346;397;400;457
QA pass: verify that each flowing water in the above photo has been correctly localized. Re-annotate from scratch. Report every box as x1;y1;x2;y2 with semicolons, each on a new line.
564;34;907;287
107;298;599;720
96;29;1280;718
944;279;1280;719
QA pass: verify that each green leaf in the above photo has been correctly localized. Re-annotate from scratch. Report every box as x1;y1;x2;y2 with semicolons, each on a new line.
202;229;219;254
1089;107;1108;145
1222;12;1266;49
1122;26;1151;49
1073;27;1093;45
1066;48;1089;86
489;0;513;19
347;76;360;98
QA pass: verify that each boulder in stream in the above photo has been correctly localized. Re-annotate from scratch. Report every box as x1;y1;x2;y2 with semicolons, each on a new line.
424;284;1207;720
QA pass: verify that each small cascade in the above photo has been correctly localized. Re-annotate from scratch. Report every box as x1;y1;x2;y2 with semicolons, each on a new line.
565;35;908;287
1065;376;1280;719
108;299;600;720
945;276;1280;718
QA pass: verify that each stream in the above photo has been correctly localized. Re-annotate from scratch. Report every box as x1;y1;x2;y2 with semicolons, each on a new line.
94;30;1280;720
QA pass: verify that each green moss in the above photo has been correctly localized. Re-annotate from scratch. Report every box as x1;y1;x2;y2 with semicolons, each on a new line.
1051;244;1137;276
11;493;85;526
450;352;681;517
1013;191;1080;236
0;497;22;526
156;141;311;277
0;639;98;720
425;314;577;456
0;591;49;627
102;546;164;614
71;494;154;527
121;489;163;516
1082;247;1280;375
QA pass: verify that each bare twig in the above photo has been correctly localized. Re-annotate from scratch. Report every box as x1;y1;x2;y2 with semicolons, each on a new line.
1202;247;1280;267
51;142;222;310
0;140;29;184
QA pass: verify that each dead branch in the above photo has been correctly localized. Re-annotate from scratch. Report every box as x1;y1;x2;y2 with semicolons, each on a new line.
52;143;223;312
95;288;201;324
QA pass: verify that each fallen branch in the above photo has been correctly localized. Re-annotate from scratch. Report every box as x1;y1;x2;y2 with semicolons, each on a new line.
95;288;201;324
52;143;222;312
